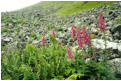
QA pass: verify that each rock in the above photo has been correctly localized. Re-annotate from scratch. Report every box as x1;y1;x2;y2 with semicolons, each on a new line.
110;24;121;40
71;46;79;52
32;40;40;44
118;45;121;52
1;37;12;46
108;58;121;76
58;32;65;38
92;39;121;51
109;11;113;15
62;39;68;45
68;42;73;46
85;58;91;63
106;21;113;27
8;23;14;28
64;28;68;32
91;27;98;34
17;42;26;49
68;38;74;43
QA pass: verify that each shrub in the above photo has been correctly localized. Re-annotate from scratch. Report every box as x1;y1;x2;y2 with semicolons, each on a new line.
57;27;63;31
30;33;37;38
47;24;55;30
1;36;116;80
116;15;121;23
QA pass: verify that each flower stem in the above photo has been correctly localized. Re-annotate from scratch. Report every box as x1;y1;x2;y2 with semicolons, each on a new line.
104;30;107;61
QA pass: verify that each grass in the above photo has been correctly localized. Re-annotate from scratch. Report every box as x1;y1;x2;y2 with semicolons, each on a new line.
116;15;121;23
48;24;55;30
19;1;118;16
30;33;37;38
57;27;63;31
55;1;116;15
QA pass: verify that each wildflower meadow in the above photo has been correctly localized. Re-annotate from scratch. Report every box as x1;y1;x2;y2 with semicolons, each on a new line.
1;11;119;80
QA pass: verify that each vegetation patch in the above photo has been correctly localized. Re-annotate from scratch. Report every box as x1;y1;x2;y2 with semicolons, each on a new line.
19;1;117;16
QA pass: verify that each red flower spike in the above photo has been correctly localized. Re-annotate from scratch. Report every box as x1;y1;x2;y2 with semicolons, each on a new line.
94;49;96;52
86;33;91;47
67;46;75;59
52;30;56;37
71;25;75;38
76;28;82;48
92;54;95;59
99;11;106;32
81;26;86;38
41;36;45;46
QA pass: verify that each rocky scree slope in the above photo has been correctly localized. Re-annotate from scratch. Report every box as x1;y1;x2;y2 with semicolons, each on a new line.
1;1;121;77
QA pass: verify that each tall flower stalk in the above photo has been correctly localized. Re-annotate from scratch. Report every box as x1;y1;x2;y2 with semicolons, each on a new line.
99;11;107;61
99;11;106;33
41;36;45;47
76;27;82;48
71;25;75;38
52;30;56;37
67;46;75;59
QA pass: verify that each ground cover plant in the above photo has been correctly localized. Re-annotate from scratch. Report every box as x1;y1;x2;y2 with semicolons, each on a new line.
1;11;119;80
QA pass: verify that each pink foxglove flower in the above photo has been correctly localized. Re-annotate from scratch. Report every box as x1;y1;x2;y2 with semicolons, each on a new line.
86;33;91;47
67;46;75;59
52;30;56;37
81;26;87;45
99;12;106;32
71;25;75;38
81;26;86;38
76;28;82;48
92;54;95;59
94;49;96;52
41;36;45;46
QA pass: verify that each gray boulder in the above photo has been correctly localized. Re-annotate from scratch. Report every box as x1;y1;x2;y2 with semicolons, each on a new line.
108;58;121;76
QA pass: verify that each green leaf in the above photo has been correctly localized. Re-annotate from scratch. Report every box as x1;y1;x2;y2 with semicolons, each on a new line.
66;73;84;80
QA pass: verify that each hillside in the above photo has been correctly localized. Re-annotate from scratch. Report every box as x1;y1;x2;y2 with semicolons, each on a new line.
8;1;117;16
17;1;116;15
1;1;121;80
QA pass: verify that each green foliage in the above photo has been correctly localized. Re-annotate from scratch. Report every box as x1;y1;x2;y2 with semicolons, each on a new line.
19;1;117;16
42;1;116;15
91;34;97;39
1;28;14;33
2;42;116;80
66;73;84;80
2;43;66;80
1;33;117;80
30;33;37;38
110;6;116;10
1;13;24;24
50;35;57;45
57;27;63;31
47;24;55;30
116;15;121;23
1;27;20;35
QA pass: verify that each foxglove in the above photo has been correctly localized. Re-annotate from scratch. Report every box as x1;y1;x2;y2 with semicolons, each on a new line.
71;25;75;38
67;46;75;59
86;33;91;47
76;28;82;48
41;36;45;46
52;30;56;37
99;12;106;32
